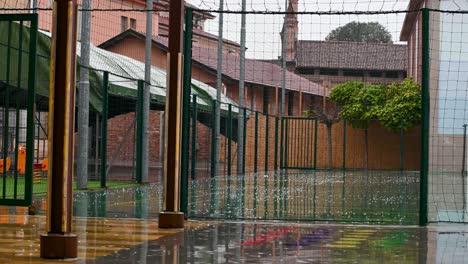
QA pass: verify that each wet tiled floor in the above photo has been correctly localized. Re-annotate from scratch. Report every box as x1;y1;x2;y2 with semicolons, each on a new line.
0;213;468;263
0;186;468;263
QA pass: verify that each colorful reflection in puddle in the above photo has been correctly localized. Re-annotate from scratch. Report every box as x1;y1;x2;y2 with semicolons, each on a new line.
1;186;468;263
96;223;431;263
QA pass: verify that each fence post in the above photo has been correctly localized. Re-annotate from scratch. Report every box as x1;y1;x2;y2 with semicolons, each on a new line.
254;112;258;173
210;101;218;214
13;21;24;199
420;7;430;226
280;118;284;169
274;116;279;171
241;107;247;217
227;104;232;176
265;115;269;172
25;16;37;204
211;100;217;178
136;80;144;183
273;116;277;218
190;95;197;215
463;124;467;217
100;71;109;188
180;7;193;216
227;103;232;209
3;21;12;198
253;111;258;217
243;108;247;175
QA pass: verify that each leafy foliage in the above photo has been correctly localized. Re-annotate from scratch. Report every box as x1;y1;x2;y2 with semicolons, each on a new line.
378;78;422;132
326;21;393;43
329;79;422;132
329;81;385;129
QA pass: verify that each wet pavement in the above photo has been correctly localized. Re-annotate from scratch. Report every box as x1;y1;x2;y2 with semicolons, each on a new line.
0;185;467;263
0;214;467;263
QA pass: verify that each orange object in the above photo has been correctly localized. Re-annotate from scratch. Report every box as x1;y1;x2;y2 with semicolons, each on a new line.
41;158;48;172
0;157;11;172
17;145;26;174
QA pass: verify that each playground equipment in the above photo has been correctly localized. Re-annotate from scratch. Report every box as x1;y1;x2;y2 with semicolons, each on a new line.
17;145;48;178
0;157;11;172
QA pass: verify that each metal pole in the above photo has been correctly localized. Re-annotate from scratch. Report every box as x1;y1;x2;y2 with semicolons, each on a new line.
190;96;197;181
141;0;153;183
100;72;109;188
136;80;144;183
463;124;468;216
211;100;217;178
280;0;287;116
159;111;165;184
40;0;78;258
181;8;194;215
32;0;37;13
158;0;185;228
420;8;430;227
76;0;91;189
190;96;197;215
237;0;246;175
254;112;258;173
215;0;224;183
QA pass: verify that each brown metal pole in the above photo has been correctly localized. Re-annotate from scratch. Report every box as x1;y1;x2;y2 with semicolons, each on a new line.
158;0;185;228
40;0;78;259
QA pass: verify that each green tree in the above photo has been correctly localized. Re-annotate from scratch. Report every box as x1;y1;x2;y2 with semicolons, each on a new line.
330;79;422;169
378;78;422;132
330;81;386;169
326;21;393;43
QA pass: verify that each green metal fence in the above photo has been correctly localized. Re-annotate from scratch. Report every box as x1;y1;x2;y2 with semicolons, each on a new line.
0;14;37;206
182;8;424;225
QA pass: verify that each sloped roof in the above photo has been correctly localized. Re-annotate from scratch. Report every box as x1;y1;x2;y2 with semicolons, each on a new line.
296;40;407;71
191;45;324;96
0;22;238;114
99;30;324;96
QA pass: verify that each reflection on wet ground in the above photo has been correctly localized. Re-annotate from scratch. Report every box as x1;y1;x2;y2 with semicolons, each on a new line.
0;185;467;263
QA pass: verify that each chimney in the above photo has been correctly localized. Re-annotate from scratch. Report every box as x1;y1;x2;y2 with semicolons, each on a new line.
281;0;299;62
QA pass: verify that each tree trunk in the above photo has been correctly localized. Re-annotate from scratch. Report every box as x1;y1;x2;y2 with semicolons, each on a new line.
327;123;333;169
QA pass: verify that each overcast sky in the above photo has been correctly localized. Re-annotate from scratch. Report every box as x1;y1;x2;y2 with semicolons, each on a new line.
187;0;411;59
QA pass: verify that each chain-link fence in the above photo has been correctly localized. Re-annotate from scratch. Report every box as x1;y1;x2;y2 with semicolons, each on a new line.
1;0;468;225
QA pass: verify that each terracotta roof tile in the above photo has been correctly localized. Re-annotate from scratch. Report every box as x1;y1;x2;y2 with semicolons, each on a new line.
296;40;407;71
191;45;324;96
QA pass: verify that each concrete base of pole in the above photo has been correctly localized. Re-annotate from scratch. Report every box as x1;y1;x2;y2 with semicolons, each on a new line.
40;233;78;259
158;212;184;228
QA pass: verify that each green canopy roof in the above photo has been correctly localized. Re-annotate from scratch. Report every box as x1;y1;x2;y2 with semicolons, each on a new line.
0;21;239;114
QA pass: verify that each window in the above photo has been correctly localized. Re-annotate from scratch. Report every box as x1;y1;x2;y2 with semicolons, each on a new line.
385;71;399;79
319;68;339;76
121;16;128;32
297;68;315;75
130;18;137;30
343;70;364;77
369;71;382;78
288;92;294;116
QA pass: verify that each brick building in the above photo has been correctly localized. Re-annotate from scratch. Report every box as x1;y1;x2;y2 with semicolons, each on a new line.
99;29;325;116
278;0;408;87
